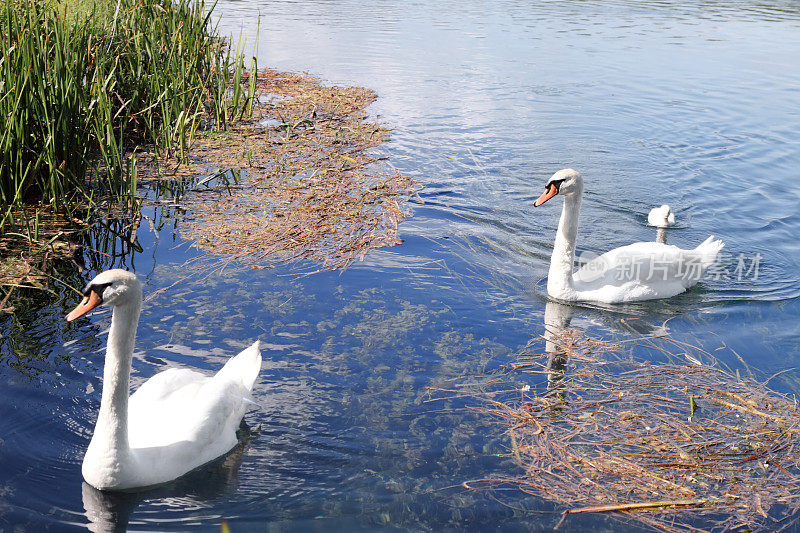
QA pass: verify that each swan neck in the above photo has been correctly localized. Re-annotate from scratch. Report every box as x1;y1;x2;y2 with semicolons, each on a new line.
548;192;581;298
656;227;667;244
95;299;141;455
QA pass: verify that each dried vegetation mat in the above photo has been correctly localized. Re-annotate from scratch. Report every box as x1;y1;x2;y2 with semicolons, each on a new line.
0;207;86;311
140;68;415;273
474;329;800;532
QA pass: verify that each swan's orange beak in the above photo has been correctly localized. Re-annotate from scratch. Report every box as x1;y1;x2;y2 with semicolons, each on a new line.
66;290;103;322
534;183;559;207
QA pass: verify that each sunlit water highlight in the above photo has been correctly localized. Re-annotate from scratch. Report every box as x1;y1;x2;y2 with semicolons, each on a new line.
2;1;800;530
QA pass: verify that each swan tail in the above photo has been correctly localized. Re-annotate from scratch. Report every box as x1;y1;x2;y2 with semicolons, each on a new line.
694;235;725;267
216;340;262;392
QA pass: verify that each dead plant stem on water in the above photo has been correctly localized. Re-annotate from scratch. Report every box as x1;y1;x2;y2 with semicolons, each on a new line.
440;329;800;532
140;68;415;275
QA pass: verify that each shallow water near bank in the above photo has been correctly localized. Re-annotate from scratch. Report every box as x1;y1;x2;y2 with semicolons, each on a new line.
2;0;800;530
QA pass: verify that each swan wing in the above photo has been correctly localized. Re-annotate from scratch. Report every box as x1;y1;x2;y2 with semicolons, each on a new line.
573;237;723;303
126;376;246;485
215;341;262;392
128;369;211;448
129;367;206;405
127;342;261;458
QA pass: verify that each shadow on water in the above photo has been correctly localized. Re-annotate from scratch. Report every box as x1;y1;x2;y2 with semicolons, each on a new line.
141;167;242;204
0;217;142;377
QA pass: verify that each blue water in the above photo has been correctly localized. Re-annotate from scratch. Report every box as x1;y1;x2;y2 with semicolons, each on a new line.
2;1;800;530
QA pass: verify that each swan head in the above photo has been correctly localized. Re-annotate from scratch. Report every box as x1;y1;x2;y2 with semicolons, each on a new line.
533;169;582;207
647;204;675;227
66;269;142;322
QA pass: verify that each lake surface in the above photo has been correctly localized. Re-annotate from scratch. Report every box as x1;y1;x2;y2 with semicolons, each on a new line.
2;1;800;530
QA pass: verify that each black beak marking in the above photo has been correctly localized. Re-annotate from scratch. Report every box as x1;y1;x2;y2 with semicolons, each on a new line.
83;282;111;302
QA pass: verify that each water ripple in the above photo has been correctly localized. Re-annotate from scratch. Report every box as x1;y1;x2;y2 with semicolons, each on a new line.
3;0;800;530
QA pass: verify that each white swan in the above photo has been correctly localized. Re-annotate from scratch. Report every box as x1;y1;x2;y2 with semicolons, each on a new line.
534;169;724;303
648;204;675;244
66;269;262;491
648;204;675;228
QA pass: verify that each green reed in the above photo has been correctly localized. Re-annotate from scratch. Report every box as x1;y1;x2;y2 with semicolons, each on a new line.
0;0;251;214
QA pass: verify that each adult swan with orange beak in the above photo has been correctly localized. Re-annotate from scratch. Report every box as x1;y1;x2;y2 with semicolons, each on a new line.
67;269;262;491
533;169;724;304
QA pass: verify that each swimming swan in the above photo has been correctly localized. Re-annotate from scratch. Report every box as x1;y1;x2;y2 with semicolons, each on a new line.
648;204;675;228
66;269;262;491
648;204;675;244
534;169;724;303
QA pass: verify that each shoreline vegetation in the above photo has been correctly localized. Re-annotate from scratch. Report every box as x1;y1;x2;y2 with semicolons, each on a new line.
0;0;251;299
0;0;414;311
0;0;243;205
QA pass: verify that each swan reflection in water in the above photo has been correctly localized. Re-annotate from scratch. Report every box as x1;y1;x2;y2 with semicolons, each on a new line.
542;298;673;397
543;300;575;396
82;424;255;533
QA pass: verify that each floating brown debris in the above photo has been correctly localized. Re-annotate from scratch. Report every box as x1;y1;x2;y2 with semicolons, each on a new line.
0;206;86;293
467;330;800;532
141;69;415;273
